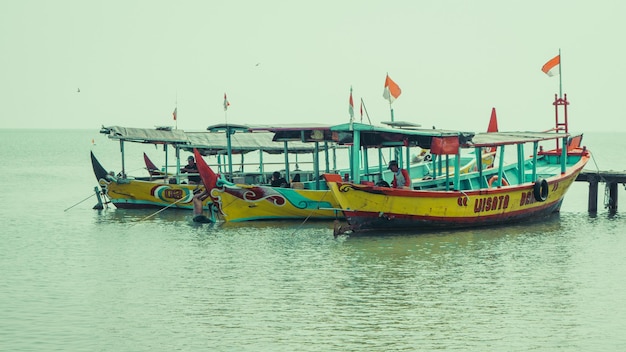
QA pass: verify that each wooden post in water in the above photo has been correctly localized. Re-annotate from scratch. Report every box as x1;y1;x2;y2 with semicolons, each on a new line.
608;182;619;212
587;174;598;213
576;170;626;213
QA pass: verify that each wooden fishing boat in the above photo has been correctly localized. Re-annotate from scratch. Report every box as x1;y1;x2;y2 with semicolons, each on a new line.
326;95;590;234
193;116;499;222
91;150;209;210
90;126;208;210
91;125;325;213
192;124;345;222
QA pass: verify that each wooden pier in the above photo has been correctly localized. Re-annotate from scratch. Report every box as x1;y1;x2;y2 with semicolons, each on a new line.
575;170;626;212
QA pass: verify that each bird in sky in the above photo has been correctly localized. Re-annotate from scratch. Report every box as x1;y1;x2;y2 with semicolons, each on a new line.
77;88;80;93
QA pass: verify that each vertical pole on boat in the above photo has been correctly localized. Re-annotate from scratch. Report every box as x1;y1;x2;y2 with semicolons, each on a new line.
226;126;233;181
445;155;450;191
405;145;411;183
497;145;505;186
532;141;538;182
475;147;484;188
175;146;181;184
332;146;337;172
561;136;567;174
119;140;126;177
453;149;460;190
314;141;320;189
436;155;442;179
378;149;383;179
164;143;169;182
259;150;264;175
324;141;330;173
517;144;524;183
363;147;369;180
283;140;290;182
352;130;361;184
558;48;563;99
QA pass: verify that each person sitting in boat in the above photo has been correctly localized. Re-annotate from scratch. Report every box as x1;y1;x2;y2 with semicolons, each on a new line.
388;160;411;189
181;155;200;184
412;149;432;163
270;171;289;187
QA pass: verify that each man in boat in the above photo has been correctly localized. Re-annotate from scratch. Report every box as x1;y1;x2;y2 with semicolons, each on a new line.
270;171;289;188
181;155;200;184
388;160;411;189
192;187;212;223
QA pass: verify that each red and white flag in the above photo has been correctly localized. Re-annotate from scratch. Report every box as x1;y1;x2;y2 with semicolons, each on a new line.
541;55;560;77
172;107;177;121
382;74;402;103
348;87;354;120
223;93;230;111
360;99;363;121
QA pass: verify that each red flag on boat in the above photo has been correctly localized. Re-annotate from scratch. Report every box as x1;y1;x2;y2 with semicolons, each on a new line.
360;99;363;121
487;107;498;133
172;107;177;121
223;93;230;111
383;74;402;103
193;148;219;192
484;107;499;155
541;55;560;77
348;87;354;120
431;136;459;155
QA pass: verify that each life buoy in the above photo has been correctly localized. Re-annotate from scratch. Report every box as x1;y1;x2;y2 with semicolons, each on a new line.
533;178;549;202
488;175;509;188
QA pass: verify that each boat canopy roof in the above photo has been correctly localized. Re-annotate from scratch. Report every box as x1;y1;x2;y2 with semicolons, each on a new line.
330;122;475;149
100;126;189;144
248;124;336;143
182;131;324;155
329;122;571;149
100;125;330;155
468;131;571;147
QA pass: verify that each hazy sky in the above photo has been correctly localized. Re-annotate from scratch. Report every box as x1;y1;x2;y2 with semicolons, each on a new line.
1;0;624;132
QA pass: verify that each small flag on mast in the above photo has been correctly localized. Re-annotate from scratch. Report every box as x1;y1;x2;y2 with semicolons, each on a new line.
223;93;230;111
172;107;177;121
382;74;402;103
360;99;363;121
348;87;354;120
541;55;560;77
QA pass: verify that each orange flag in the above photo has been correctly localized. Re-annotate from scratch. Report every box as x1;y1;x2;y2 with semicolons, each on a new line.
541;55;560;77
382;74;402;103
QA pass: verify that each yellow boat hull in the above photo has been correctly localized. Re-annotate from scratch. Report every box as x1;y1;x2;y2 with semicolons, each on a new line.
208;183;342;222
327;156;587;232
99;178;208;209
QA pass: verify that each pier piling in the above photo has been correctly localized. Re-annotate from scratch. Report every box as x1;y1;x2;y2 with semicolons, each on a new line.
576;170;625;213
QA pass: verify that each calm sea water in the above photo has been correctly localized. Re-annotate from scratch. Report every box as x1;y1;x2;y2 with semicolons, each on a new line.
1;129;625;351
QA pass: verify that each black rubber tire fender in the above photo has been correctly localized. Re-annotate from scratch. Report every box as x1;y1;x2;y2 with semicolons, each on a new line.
533;178;549;202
